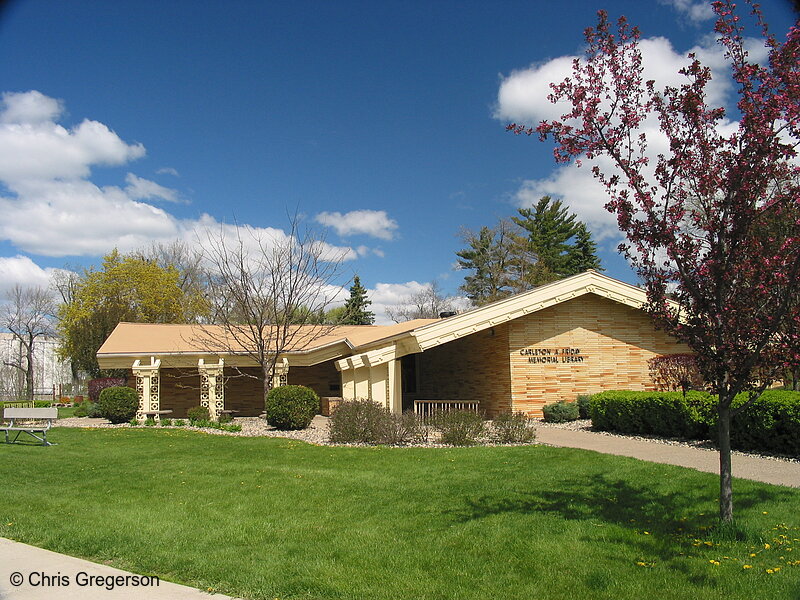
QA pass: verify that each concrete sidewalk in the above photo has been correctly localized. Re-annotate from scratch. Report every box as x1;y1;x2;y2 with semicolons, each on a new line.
536;427;800;487
0;538;238;600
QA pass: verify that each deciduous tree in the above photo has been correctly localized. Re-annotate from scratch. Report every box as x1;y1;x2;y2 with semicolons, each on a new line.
1;286;56;402
57;250;189;377
511;2;800;521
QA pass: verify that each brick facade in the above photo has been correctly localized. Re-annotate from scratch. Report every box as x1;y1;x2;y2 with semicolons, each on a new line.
508;294;690;416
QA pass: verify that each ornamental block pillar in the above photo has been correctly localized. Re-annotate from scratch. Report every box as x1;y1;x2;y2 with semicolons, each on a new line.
199;358;225;421
132;356;161;422
271;357;289;389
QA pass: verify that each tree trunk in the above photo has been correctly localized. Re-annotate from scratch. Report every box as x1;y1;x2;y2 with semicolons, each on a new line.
25;341;35;403
718;400;734;522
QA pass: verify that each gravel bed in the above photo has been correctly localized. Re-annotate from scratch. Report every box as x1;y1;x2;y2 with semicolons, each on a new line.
56;415;799;463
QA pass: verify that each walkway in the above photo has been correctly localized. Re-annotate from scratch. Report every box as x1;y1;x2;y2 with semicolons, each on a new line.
0;538;238;600
536;427;799;488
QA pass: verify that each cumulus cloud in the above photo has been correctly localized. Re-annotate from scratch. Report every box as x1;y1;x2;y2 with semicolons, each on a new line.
124;173;181;203
315;210;398;240
0;91;357;263
495;32;769;242
0;255;70;298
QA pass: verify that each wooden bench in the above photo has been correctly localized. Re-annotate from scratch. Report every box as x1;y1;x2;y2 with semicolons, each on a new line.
1;407;58;446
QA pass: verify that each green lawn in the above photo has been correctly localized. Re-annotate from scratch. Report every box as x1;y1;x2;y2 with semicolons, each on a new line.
1;428;798;600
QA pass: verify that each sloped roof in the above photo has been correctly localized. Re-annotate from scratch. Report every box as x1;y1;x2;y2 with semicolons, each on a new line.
97;271;658;370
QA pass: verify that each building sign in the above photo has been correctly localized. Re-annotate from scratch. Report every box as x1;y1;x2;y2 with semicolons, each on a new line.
519;347;585;364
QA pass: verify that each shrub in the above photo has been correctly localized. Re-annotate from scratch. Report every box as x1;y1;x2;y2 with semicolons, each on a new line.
144;418;156;427
576;395;592;419
86;402;103;418
329;399;391;443
160;418;173;426
727;390;800;456
383;411;427;445
73;395;84;404
542;401;579;423
174;419;186;427
266;385;319;430
187;406;210;423
88;377;126;403
492;411;536;443
217;412;233;424
98;386;139;424
73;402;89;417
590;390;713;438
434;410;485;446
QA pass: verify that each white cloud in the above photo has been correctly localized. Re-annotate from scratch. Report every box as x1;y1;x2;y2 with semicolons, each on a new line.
315;210;398;240
124;173;181;203
156;167;180;177
0;255;68;298
659;0;714;23
0;91;358;264
495;33;769;242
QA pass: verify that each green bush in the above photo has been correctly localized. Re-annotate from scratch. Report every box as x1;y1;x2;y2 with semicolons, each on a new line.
727;390;800;456
174;419;186;427
187;406;210;423
492;411;536;443
589;391;711;438
266;385;319;430
542;401;579;423
329;399;391;443
576;395;592;419
144;418;156;427
217;412;233;424
434;410;485;446
73;402;89;417
86;402;103;418
98;386;139;424
160;418;173;426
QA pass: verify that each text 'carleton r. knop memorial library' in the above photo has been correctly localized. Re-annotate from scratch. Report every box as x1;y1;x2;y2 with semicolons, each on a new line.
97;271;689;420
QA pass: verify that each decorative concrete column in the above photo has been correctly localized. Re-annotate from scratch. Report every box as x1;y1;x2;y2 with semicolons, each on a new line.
132;357;161;422
271;357;289;389
198;358;225;420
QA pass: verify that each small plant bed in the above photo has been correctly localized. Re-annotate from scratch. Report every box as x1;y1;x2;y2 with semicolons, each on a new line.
128;418;242;433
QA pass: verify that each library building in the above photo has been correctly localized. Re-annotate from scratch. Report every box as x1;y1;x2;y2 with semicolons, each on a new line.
96;270;689;420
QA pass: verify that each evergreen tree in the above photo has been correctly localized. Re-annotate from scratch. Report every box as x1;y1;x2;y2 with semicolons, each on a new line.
341;276;374;325
567;223;603;273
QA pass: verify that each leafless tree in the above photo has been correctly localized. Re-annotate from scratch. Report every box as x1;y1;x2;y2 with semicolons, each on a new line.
385;281;457;323
197;217;348;402
1;286;56;402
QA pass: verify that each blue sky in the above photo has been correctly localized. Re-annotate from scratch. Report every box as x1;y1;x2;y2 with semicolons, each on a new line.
0;0;796;322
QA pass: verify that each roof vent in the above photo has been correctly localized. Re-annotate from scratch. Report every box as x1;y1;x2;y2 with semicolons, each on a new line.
439;311;457;319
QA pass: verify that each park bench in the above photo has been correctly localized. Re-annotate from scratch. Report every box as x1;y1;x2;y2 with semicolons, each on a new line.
0;407;58;446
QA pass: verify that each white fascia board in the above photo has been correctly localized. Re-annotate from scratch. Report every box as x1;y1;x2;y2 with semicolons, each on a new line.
410;271;659;351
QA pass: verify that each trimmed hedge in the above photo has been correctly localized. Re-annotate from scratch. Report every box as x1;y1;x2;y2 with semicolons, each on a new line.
266;385;319;430
589;389;800;456
98;386;139;424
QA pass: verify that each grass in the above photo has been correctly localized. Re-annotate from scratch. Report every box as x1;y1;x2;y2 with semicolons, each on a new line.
57;406;78;418
1;427;799;599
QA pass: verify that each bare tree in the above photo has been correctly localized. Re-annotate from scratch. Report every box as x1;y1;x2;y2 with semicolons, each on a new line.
198;217;348;402
1;286;56;402
386;281;457;323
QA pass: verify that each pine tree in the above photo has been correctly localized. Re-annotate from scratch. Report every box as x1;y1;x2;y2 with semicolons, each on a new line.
511;196;579;280
341;276;374;325
567;223;603;273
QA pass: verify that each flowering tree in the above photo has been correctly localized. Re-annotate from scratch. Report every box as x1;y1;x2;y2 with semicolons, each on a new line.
510;1;800;522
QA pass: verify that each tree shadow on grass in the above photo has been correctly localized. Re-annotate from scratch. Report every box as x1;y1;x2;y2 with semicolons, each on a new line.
445;473;797;589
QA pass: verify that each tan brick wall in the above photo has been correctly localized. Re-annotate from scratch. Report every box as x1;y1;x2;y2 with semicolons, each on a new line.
508;294;690;416
416;324;512;417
